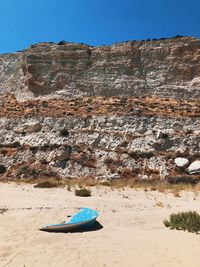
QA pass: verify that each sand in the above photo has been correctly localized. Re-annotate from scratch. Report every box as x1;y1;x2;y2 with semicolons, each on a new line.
0;183;200;267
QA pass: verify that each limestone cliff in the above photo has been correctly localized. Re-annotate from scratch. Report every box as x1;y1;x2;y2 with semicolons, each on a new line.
1;36;200;100
0;36;200;182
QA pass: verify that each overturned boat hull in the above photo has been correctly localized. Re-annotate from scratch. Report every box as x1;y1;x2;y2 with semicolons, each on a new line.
41;208;99;232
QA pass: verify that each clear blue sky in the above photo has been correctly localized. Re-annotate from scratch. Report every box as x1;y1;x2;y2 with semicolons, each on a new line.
0;0;199;53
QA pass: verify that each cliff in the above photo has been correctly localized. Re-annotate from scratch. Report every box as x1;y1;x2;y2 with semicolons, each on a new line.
1;36;200;100
0;36;200;182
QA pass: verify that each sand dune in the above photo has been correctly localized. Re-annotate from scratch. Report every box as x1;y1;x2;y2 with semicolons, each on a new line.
0;183;200;267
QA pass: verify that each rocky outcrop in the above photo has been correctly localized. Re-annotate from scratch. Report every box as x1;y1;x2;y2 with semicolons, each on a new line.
0;36;200;100
0;94;199;181
0;36;200;181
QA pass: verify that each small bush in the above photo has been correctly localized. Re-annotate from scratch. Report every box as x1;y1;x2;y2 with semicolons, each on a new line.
34;180;63;188
164;211;200;234
173;34;184;39
75;188;91;197
0;164;6;174
18;165;39;178
129;150;154;159
60;128;69;137
10;141;20;148
167;175;199;185
57;40;66;45
0;208;8;215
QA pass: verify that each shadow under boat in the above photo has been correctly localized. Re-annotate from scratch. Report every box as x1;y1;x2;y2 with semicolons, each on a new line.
40;221;103;233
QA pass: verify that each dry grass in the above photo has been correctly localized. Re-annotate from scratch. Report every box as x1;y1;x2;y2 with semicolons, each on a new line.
33;179;64;188
171;188;181;197
194;182;200;192
155;201;164;208
157;183;165;193
1;94;200;119
38;178;200;193
76;177;97;187
0;207;8;215
2;176;200;195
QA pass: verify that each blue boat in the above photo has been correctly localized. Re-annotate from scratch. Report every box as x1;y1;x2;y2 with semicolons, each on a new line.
41;208;99;232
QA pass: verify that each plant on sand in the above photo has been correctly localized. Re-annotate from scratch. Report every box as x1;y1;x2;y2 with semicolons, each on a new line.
164;211;200;234
75;188;91;197
0;208;8;215
0;164;6;174
34;179;64;188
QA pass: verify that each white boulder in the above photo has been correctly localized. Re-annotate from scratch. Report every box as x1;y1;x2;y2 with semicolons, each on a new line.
174;157;189;167
188;160;200;174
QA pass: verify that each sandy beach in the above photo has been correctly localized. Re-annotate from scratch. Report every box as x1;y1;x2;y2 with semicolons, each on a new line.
0;183;200;267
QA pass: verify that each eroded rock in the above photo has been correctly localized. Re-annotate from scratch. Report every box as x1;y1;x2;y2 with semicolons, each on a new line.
188;161;200;174
0;37;200;100
0;37;200;180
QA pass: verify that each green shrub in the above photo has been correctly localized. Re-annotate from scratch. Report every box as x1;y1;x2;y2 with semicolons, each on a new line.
164;211;200;234
75;188;91;197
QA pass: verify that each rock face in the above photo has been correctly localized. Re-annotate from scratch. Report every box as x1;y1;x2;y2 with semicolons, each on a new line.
0;94;199;181
0;36;200;181
1;36;200;100
188;161;200;174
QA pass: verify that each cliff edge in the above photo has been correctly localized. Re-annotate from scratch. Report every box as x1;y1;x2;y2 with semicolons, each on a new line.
1;36;200;100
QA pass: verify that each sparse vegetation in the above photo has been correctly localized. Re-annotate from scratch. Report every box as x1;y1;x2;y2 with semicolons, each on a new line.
67;178;200;193
76;177;97;187
67;185;71;191
0;208;8;215
16;163;59;179
129;150;154;159
167;175;200;185
172;34;185;39
59;127;69;137
3;172;200;195
57;40;66;45
34;179;64;188
171;187;181;197
0;164;6;174
164;211;200;234
144;35;185;42
75;188;91;197
155;201;164;208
